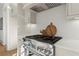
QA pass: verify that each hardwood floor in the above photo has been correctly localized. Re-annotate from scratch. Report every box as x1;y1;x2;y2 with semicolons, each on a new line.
0;43;17;56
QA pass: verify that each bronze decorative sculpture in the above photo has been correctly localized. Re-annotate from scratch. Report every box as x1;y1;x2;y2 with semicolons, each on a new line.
40;22;57;36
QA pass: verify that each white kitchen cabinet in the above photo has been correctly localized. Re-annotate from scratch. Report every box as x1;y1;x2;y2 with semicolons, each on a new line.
56;46;79;56
30;10;37;24
55;40;79;56
67;3;79;16
25;9;37;24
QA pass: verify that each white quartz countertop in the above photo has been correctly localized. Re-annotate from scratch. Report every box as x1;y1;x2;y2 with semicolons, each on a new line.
55;39;79;53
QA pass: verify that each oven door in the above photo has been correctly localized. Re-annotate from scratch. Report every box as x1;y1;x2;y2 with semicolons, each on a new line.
22;39;55;56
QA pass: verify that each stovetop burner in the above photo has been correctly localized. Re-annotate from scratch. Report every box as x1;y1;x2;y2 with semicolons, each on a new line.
23;35;62;44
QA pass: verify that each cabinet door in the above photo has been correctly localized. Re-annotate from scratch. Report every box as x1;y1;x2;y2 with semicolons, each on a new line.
25;9;37;24
30;10;37;24
67;3;79;16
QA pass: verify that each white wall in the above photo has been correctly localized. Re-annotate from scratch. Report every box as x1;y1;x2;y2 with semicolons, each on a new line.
35;4;79;40
63;19;79;40
7;4;17;50
3;4;17;50
17;4;26;39
36;5;66;36
7;16;17;50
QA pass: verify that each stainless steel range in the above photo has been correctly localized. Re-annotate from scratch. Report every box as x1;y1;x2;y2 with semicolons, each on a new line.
21;35;62;56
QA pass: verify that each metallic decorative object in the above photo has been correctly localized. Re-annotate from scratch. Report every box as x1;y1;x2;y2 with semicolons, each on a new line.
40;22;57;36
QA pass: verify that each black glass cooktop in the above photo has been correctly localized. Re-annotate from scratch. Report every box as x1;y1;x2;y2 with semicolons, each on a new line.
23;35;62;44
